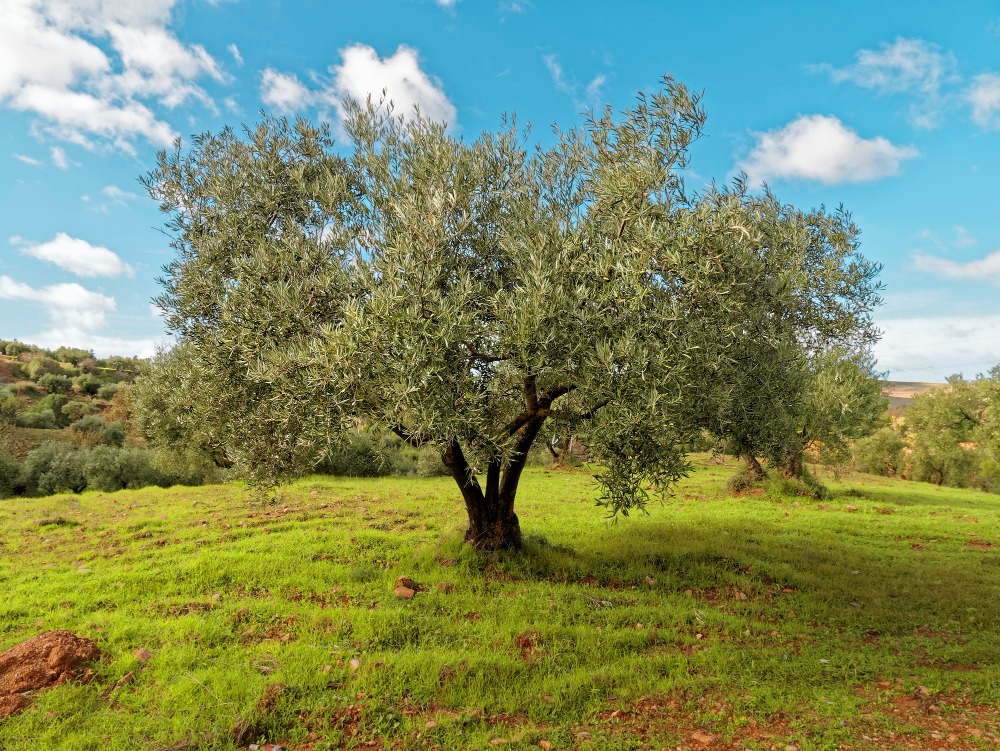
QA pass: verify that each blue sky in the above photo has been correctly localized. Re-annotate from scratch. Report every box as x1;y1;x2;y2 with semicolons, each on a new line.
2;0;1000;381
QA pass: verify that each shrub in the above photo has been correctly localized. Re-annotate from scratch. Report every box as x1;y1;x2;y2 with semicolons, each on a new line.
21;442;88;494
0;394;20;423
96;383;120;400
854;426;906;477
25;355;63;381
37;373;73;394
416;447;449;477
34;394;70;427
15;410;57;429
71;416;126;447
53;347;94;365
61;400;96;423
1;340;34;357
73;374;103;396
84;446;161;491
0;451;21;498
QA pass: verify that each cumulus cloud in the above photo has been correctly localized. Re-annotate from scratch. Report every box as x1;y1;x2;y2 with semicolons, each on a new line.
967;73;1000;128
16;232;134;278
0;274;116;330
819;37;957;128
260;68;312;113
0;0;224;153
260;44;457;128
737;114;918;186
912;248;1000;283
331;44;457;125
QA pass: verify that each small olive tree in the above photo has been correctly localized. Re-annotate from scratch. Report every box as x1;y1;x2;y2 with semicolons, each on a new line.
139;77;882;550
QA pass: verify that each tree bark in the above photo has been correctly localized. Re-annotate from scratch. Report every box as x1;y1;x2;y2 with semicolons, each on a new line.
742;453;765;480
443;440;523;551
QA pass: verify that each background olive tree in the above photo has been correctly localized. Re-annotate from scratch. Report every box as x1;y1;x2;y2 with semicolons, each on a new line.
137;77;883;550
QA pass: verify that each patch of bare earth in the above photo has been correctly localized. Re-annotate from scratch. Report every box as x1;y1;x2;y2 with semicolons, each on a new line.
0;630;100;719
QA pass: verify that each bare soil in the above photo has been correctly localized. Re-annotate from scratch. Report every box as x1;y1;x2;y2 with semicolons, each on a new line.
0;630;100;719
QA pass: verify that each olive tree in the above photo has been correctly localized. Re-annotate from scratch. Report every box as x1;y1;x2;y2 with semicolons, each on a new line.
139;77;881;550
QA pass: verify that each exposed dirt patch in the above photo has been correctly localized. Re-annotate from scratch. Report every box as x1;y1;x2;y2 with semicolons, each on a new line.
0;630;100;719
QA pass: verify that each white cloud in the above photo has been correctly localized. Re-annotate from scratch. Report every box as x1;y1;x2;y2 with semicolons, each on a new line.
967;73;1000;128
261;45;458;129
542;54;607;109
737;114;918;185
912;248;1000;283
26;328;164;358
50;145;69;169
499;0;532;15
0;0;223;153
228;43;243;67
260;68;313;113
875;314;1000;381
0;274;116;330
17;232;134;278
12;153;42;166
331;44;457;126
102;184;138;203
820;38;957;128
435;0;458;7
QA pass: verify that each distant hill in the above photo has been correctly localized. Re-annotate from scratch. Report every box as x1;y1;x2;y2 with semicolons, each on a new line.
882;380;944;411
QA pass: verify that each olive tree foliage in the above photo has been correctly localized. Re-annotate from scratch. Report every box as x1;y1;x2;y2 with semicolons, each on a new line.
683;183;883;478
139;77;879;550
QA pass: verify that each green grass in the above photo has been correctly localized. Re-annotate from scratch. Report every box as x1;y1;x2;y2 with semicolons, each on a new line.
0;458;998;750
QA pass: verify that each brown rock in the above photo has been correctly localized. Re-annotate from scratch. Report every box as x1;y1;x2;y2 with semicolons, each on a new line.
394;586;416;599
395;577;418;590
0;630;100;719
691;729;715;745
134;647;153;663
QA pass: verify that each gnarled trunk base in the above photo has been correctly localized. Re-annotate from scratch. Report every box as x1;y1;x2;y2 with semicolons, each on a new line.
464;511;522;551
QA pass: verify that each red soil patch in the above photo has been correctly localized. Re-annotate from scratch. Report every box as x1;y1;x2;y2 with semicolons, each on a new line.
0;630;100;719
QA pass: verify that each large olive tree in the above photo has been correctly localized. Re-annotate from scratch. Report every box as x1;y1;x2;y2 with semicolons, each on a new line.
138;78;881;550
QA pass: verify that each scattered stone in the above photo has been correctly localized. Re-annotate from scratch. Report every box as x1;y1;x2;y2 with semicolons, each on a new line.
394;585;416;599
691;730;715;745
425;720;437;729
0;630;100;719
645;575;656;586
846;505;858;512
322;664;332;674
134;647;153;663
489;738;506;745
684;589;693;597
735;591;749;601
349;659;360;671
539;742;551;751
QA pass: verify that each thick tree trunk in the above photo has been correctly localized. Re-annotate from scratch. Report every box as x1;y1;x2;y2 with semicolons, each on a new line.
443;441;523;551
742;453;765;480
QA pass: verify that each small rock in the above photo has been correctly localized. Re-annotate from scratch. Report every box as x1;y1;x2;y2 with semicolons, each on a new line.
539;742;551;751
645;575;655;586
322;665;332;674
691;730;715;745
489;738;506;745
349;659;360;671
684;589;693;597
846;505;858;512
394;586;416;599
134;648;153;663
425;720;437;729
735;591;749;601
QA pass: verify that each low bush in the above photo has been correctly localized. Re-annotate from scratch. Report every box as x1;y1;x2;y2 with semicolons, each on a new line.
15;410;57;430
37;373;73;394
24;354;63;381
96;383;120;400
21;441;88;495
0;451;20;498
71;416;126;447
854;426;906;477
73;374;103;396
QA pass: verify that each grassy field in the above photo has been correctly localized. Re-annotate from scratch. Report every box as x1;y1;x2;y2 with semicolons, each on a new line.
0;457;998;750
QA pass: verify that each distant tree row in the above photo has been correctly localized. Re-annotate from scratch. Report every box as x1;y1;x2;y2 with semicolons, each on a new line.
0;339;146;374
854;369;1000;492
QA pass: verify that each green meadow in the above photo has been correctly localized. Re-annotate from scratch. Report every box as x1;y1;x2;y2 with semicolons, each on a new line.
0;458;998;750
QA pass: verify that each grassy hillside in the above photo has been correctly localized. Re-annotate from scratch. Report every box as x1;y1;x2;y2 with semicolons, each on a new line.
0;459;998;750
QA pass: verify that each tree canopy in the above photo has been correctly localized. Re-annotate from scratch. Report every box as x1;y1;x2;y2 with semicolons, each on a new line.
137;76;883;550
